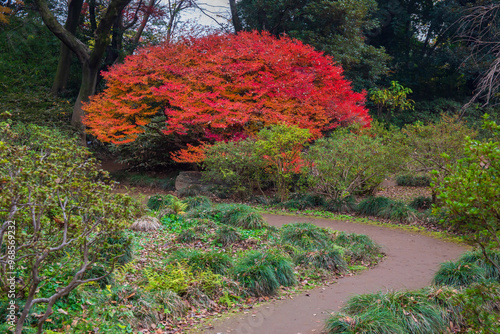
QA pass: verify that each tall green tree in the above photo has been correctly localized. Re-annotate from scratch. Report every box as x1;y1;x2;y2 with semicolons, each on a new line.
237;0;391;90
367;0;492;103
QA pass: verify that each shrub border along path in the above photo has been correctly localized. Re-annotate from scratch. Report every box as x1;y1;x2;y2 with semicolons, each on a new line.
199;214;466;334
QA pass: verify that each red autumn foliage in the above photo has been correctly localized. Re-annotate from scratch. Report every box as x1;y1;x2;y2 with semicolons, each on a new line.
83;31;370;146
170;143;208;163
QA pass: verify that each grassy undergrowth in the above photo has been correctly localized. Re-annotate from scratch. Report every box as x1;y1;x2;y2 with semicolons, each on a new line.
1;196;384;333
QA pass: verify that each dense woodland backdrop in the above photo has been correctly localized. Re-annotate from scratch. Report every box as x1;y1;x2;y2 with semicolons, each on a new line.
1;0;499;131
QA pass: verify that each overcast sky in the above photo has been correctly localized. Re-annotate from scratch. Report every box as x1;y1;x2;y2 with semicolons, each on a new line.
183;0;232;30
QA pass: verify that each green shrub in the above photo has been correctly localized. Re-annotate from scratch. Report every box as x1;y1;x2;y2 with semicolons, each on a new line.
105;231;133;265
280;223;333;250
333;232;381;264
396;175;431;187
203;138;268;199
403;115;476;192
168;249;233;275
356;196;393;216
452;282;500;333
409;196;433;210
214;225;242;246
0;123;140;333
434;117;500;267
254;124;312;201
147;194;177;210
233;250;295;296
144;263;224;298
209;184;233;199
295;248;347;272
379;201;417;223
81;264;115;289
305;128;405;199
183;195;213;211
433;261;486;287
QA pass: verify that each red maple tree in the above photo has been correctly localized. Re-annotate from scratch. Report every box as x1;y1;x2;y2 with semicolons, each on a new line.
83;31;370;149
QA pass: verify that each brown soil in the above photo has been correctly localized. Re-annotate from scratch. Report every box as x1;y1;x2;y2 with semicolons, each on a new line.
199;213;466;334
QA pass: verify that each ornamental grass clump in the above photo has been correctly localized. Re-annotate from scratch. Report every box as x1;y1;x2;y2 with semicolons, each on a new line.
214;225;242;246
378;200;417;223
323;196;357;213
458;249;500;281
183;195;212;211
215;204;267;229
295;248;347;272
263;250;296;287
340;290;447;334
130;216;162;232
333;232;381;264
233;250;295;296
396;174;431;187
147;194;177;211
356;196;393;216
409;196;433;211
213;203;268;229
100;286;159;327
280;222;333;250
325;308;404;334
433;261;486;288
237;211;268;229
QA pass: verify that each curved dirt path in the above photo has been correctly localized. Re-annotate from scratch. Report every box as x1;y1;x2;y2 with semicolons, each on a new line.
202;214;467;334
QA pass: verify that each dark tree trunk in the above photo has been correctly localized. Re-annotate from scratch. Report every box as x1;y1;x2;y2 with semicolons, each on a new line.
52;0;84;95
35;0;133;134
71;62;99;132
229;0;242;32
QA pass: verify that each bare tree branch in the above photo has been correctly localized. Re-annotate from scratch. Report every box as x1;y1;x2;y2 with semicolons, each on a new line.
458;3;500;110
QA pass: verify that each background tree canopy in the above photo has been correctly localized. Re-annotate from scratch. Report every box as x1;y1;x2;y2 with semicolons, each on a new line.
236;0;500;124
237;0;391;91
